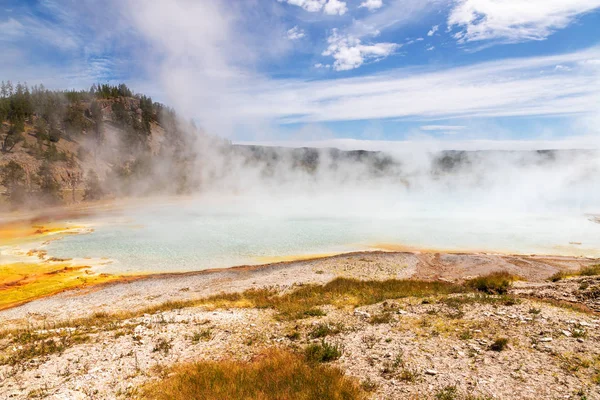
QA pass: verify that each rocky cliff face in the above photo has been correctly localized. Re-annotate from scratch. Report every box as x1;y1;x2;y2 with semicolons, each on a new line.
0;89;199;206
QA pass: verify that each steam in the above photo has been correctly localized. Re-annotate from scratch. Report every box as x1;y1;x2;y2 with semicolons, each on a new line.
107;0;600;223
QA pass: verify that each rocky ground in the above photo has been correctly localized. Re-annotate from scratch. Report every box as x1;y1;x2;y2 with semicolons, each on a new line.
0;253;599;399
1;251;596;331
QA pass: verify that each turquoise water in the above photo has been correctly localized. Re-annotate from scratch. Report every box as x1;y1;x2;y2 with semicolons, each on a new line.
44;199;600;274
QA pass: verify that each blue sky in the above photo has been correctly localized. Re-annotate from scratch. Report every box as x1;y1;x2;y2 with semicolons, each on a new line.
1;0;600;148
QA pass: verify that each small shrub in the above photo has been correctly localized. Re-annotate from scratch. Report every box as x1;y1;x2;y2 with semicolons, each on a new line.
303;308;326;317
304;340;342;363
362;334;378;349
572;329;587;339
466;272;515;295
191;329;212;343
285;331;301;341
579;265;600;277
397;367;419;383
153;338;172;355
436;385;459;400
309;323;342;338
549;271;567;282
381;353;404;378
369;311;394;325
528;308;541;315
360;378;378;392
459;330;473;340
489;337;509;352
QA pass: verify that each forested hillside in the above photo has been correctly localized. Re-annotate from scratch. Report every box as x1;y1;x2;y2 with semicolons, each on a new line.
0;82;200;210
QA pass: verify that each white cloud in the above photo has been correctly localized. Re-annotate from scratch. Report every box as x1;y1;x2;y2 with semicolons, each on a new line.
314;63;331;68
416;37;424;41
359;0;384;11
427;24;439;36
281;0;326;12
324;0;348;15
322;29;399;71
349;0;441;37
448;0;600;43
278;0;347;15
231;47;600;124
426;45;435;51
0;18;23;36
0;16;78;50
421;125;466;131
287;26;305;40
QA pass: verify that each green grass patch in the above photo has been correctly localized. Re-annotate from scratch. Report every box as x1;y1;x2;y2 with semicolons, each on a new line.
305;340;343;363
465;272;516;295
548;265;600;282
310;323;344;338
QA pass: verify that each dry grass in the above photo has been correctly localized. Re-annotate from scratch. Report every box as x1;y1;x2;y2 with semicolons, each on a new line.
0;329;89;366
139;349;366;400
1;278;466;337
548;265;600;282
465;272;517;295
530;298;597;315
579;265;600;277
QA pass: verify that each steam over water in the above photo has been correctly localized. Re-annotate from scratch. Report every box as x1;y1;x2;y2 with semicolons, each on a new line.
44;148;600;274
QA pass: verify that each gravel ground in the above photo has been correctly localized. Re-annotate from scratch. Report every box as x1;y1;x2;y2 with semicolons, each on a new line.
1;252;599;399
1;289;598;399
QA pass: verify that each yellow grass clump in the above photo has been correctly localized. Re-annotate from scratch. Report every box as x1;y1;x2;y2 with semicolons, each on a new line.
140;349;366;400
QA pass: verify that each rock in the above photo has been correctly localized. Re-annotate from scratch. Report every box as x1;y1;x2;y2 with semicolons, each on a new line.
354;310;371;319
562;330;572;337
539;337;552;342
425;369;438;375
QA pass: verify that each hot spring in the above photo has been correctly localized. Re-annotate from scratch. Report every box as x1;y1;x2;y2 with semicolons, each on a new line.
28;149;600;274
41;193;600;275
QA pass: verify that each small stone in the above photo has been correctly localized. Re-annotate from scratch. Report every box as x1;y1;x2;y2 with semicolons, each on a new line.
562;330;572;337
539;337;552;342
354;310;371;319
425;369;438;375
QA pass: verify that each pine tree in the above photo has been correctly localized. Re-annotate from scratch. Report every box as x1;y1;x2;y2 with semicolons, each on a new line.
83;170;104;201
0;161;28;206
37;161;62;204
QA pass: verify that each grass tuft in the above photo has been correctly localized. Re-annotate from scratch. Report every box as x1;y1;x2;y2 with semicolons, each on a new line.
579;265;600;277
489;337;509;352
139;349;365;400
310;323;343;338
465;272;516;295
305;340;343;363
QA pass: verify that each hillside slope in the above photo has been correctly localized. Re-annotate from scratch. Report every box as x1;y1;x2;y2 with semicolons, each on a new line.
0;83;199;209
